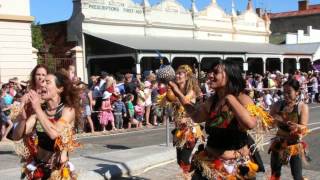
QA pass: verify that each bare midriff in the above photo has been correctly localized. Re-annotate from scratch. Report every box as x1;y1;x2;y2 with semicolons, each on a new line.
205;145;250;160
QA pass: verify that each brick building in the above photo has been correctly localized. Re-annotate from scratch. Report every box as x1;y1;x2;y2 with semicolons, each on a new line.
270;0;320;44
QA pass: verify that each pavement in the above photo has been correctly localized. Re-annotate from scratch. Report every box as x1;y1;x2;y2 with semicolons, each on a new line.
0;143;176;180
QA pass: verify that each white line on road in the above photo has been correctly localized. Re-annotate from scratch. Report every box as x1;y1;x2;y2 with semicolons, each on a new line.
308;122;320;126
309;126;320;132
78;127;171;140
138;159;176;175
310;106;320;109
261;126;320;147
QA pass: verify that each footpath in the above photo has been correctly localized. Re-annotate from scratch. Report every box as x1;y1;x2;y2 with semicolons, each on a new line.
0;144;175;180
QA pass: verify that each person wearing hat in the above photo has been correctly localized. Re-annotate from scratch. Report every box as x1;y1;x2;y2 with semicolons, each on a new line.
112;94;126;130
99;91;116;131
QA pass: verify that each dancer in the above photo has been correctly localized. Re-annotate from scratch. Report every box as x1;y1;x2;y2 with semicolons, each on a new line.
269;79;309;180
13;70;81;179
162;65;204;178
169;61;263;179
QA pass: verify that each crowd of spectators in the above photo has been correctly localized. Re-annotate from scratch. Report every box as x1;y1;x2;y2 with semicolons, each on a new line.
244;70;320;111
83;70;174;133
1;64;320;140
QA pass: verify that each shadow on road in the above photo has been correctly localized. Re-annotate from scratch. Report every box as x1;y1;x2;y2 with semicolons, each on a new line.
105;144;131;150
114;177;150;180
83;155;137;179
0;150;15;155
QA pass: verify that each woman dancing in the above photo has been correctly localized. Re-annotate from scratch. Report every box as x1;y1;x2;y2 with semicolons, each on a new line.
269;79;309;180
169;61;262;179
163;65;204;178
13;70;81;179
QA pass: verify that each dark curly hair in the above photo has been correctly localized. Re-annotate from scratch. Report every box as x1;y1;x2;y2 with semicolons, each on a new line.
30;64;48;90
210;60;246;96
51;70;81;128
283;79;300;92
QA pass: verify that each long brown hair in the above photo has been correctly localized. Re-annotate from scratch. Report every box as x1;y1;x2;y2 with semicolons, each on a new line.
176;65;201;97
51;70;81;128
29;64;48;90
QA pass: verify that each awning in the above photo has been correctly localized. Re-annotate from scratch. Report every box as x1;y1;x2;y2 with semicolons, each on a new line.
84;30;317;55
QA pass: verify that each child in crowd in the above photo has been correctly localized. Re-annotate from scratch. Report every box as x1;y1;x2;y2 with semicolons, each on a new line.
99;91;116;131
134;101;144;128
112;95;126;129
136;83;145;106
144;81;152;126
255;91;267;110
105;75;117;104
135;83;145;126
0;85;13;141
263;90;273;111
151;80;160;126
125;94;139;128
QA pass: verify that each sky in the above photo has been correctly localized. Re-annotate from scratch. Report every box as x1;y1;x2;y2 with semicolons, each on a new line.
31;0;320;24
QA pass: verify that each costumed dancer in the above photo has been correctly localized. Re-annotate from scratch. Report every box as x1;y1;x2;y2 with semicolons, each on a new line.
269;79;309;180
157;65;204;179
13;70;81;180
169;61;270;179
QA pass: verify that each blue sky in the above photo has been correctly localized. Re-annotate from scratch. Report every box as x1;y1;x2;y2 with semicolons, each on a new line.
31;0;320;24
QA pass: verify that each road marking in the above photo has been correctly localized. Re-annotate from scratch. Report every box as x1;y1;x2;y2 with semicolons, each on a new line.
78;127;172;140
261;126;320;147
309;126;320;132
136;159;176;175
310;106;320;109
307;122;320;126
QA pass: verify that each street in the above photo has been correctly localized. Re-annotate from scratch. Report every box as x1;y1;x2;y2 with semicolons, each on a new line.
1;104;320;179
0;126;173;171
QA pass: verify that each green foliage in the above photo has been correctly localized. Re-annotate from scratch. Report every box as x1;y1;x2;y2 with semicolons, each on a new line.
31;22;44;50
269;33;286;44
38;54;56;72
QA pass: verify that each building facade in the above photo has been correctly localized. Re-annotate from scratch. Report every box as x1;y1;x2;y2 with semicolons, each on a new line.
270;0;320;44
0;0;36;82
40;0;315;82
286;26;320;44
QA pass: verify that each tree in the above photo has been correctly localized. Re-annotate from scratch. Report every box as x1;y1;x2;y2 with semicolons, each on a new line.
31;22;44;50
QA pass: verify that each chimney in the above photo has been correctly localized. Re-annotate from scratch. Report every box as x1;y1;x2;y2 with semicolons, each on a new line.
299;0;309;11
256;8;263;17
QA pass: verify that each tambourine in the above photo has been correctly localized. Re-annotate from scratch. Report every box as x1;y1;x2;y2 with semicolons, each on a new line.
156;65;175;84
